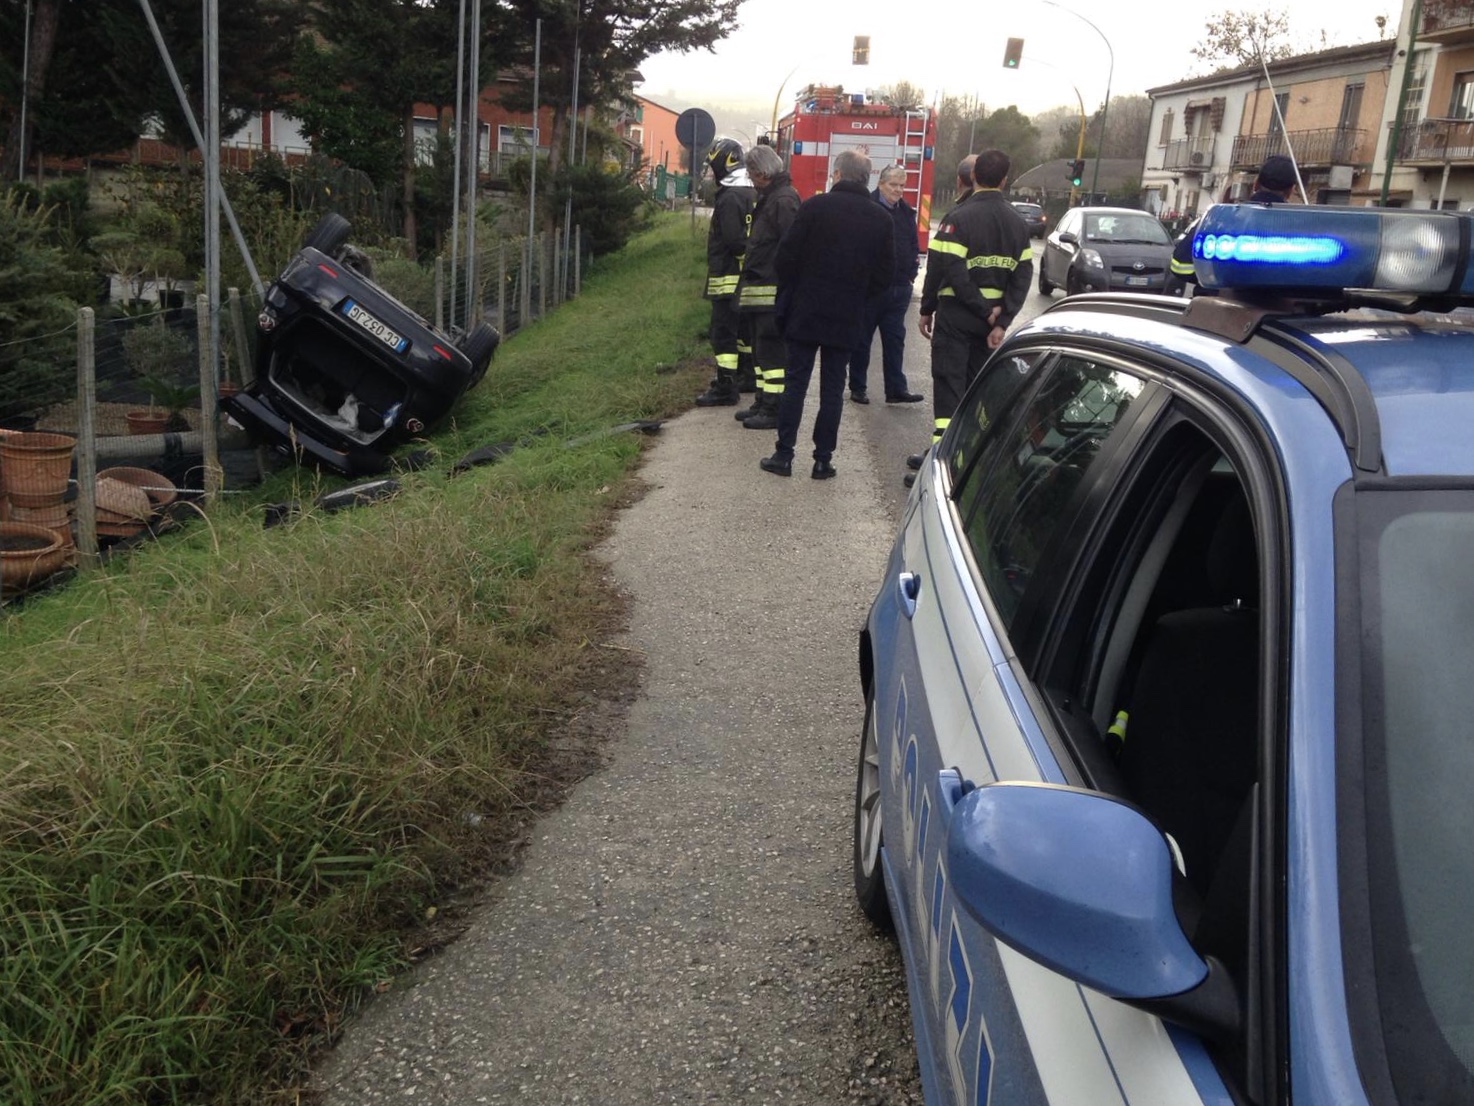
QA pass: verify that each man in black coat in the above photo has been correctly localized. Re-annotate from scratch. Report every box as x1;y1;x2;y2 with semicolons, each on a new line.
846;164;924;405
761;149;894;480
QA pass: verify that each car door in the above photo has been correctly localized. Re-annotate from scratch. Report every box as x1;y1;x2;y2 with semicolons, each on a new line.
1046;211;1078;287
933;344;1285;1105
882;347;1219;1104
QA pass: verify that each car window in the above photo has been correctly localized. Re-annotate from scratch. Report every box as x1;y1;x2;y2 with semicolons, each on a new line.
1082;213;1171;245
953;355;1146;628
1346;486;1474;1103
1030;413;1266;1094
943;350;1046;482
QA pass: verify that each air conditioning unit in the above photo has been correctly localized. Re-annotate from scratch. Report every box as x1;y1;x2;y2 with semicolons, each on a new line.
1190;152;1206;166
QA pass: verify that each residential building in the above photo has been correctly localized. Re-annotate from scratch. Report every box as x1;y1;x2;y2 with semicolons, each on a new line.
1144;40;1394;221
1373;0;1474;207
612;95;681;180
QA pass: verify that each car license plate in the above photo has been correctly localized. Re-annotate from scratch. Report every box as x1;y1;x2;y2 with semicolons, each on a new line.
1125;276;1151;287
341;299;409;353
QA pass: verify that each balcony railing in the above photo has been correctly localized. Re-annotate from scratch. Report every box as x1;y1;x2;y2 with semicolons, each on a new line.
1162;135;1215;171
1230;127;1371;168
1392;117;1474;161
1421;0;1474;35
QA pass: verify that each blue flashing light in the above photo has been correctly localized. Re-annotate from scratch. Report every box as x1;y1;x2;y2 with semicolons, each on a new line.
1197;233;1344;266
1191;204;1468;296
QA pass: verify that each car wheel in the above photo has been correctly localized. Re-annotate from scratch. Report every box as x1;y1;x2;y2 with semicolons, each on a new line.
303;213;352;257
461;322;501;387
1038;263;1054;296
853;686;893;931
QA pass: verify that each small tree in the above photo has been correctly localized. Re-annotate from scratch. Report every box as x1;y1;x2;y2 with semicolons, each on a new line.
122;320;198;431
0;192;81;424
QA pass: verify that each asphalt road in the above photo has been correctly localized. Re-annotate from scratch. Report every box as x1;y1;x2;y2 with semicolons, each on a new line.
310;262;1054;1105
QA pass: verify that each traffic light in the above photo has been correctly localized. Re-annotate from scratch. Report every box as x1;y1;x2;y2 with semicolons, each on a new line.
853;35;870;65
1068;159;1084;187
1003;37;1024;68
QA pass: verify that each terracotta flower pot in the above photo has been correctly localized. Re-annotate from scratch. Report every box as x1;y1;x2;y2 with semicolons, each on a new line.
125;411;171;435
0;431;76;509
0;522;66;591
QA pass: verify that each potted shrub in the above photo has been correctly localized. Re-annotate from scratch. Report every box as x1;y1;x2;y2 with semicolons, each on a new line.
121;321;198;433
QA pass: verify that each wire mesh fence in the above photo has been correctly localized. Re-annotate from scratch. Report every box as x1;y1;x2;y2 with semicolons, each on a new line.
1;227;585;608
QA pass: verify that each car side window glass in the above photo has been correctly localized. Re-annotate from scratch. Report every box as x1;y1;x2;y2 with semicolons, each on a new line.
957;356;1146;629
944;350;1045;484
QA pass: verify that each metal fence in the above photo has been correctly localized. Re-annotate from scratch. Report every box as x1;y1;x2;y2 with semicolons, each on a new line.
1;229;585;608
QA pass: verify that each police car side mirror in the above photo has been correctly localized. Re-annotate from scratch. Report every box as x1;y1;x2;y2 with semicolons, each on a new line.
945;783;1243;1042
1058;230;1079;245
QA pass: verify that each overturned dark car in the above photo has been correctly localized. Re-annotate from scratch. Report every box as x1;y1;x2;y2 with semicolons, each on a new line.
223;214;499;476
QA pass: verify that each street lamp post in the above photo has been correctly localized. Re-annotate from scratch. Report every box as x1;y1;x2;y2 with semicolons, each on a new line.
1042;0;1113;201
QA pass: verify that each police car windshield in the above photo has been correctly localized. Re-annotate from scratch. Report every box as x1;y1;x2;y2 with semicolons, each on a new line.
1349;486;1474;1100
1082;213;1170;245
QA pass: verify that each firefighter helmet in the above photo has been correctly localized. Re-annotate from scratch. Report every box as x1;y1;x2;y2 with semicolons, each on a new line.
706;137;744;182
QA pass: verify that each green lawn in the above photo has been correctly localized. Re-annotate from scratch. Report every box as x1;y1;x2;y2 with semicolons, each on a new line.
0;213;712;1105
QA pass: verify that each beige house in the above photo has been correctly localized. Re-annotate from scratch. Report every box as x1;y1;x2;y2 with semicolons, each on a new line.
1144;41;1394;220
1374;0;1474;207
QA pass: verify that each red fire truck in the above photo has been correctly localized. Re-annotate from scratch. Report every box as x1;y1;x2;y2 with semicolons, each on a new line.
775;85;937;251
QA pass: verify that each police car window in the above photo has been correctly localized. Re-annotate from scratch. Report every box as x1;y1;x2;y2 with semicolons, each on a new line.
956;356;1145;628
943;350;1045;483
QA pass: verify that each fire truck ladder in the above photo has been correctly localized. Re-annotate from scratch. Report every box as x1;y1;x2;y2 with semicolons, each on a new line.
900;110;928;211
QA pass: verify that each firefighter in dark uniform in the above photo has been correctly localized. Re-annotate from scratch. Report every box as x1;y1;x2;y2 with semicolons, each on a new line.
696;138;757;406
733;143;801;430
1169;154;1299;292
915;148;1032;451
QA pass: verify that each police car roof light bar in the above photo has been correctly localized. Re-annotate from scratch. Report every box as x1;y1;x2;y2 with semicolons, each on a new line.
1192;204;1469;298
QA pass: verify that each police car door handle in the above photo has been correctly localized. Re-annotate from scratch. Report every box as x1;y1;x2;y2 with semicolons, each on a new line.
898;572;922;619
937;767;976;826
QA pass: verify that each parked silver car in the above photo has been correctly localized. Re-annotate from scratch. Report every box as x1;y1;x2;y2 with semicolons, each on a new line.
1038;206;1176;296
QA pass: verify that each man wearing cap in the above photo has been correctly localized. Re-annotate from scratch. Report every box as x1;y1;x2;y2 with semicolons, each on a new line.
1170;155;1299;291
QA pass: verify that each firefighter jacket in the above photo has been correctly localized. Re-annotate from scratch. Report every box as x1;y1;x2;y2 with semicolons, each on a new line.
706;173;757;300
919;189;1033;333
737;171;800;313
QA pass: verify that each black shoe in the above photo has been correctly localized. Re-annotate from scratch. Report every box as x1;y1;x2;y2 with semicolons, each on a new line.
906;452;926;471
903;472;917;488
734;401;760;420
886;391;925;403
849;391;870;405
812;460;837;480
742;409;779;430
695;380;740;406
759;453;793;477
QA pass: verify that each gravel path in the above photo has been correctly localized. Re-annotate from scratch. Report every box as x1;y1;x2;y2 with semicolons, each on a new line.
311;395;923;1105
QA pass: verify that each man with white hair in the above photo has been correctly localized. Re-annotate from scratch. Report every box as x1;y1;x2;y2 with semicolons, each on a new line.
759;149;894;480
847;164;924;405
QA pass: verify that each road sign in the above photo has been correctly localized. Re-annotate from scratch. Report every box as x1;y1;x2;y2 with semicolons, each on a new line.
675;108;716;153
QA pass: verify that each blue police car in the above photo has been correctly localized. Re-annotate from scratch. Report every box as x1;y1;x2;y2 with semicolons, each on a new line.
854;202;1474;1105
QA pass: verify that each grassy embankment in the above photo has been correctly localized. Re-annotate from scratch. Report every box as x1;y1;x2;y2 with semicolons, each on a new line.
0;213;711;1105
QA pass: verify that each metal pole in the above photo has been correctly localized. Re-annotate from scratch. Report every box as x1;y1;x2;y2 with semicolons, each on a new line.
227;286;251;386
1381;0;1423;205
196;293;220;500
204;0;221;395
528;18;542;293
463;0;482;326
449;0;466;328
1042;1;1112;202
17;0;31;184
136;0;263;296
74;306;98;564
565;34;580;302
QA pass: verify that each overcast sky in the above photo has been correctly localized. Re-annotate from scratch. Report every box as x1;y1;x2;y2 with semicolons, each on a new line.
636;0;1400;129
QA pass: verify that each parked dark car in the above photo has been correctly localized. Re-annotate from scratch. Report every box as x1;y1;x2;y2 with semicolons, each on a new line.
222;214;499;476
1037;206;1176;296
1010;200;1047;238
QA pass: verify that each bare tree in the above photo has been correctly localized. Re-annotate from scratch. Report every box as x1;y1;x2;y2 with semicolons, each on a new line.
1190;8;1294;69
